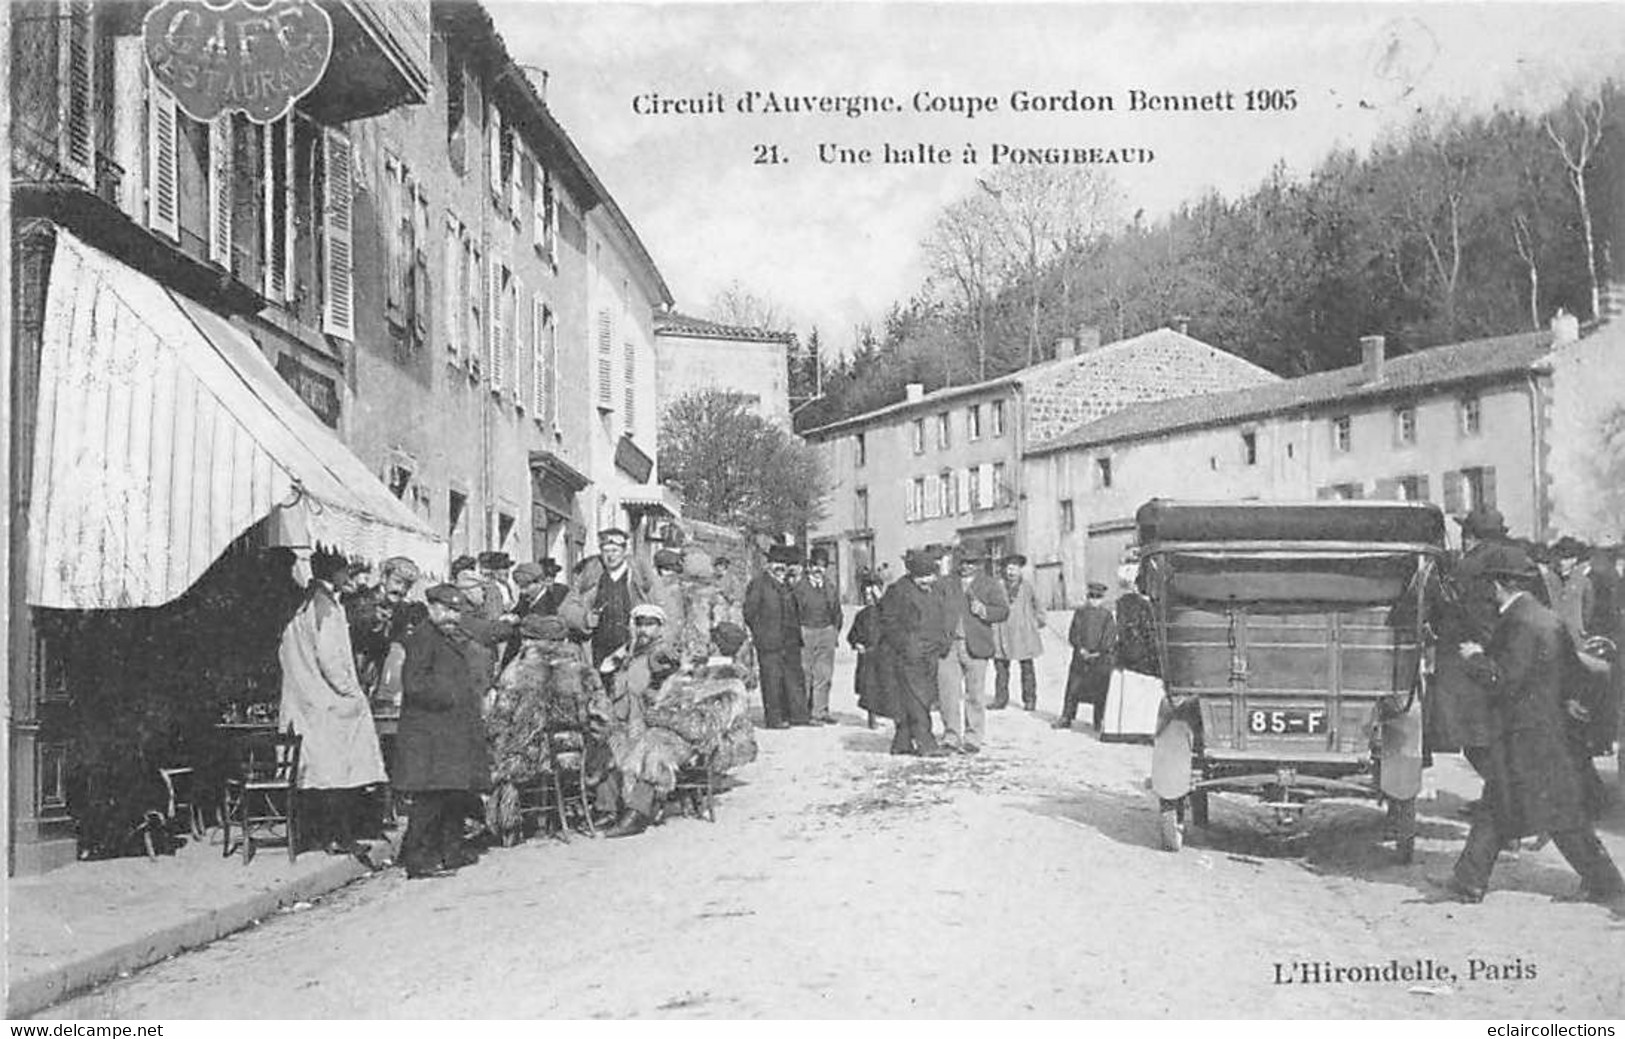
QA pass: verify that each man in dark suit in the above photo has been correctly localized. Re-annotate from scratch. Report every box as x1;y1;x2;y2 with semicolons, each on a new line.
933;548;1010;753
1057;581;1117;731
880;549;950;757
1438;545;1624;905
744;544;810;728
397;584;494;879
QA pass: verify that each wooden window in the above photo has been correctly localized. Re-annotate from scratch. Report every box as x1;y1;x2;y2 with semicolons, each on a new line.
59;1;96;181
443;215;462;355
991;399;1006;437
489;263;508;393
261;117;293;301
854;432;866;468
320;127;355;340
508;274;522;404
938;471;953;517
967;404;982;441
532;296;555;423
993;461;1009;505
1060;499;1075;533
596;309;613;408
445;47;466;174
207;116;233;267
910;477;926;521
487;102;503;200
147;83;179;240
1398;474;1430;501
1094;456;1112;489
467;245;483;377
911;418;925;455
623;341;637;429
1332;415;1352;453
936;412;951;450
1395;407;1417;445
1241;431;1257;466
1460;395;1482;436
1464;466;1496;511
855;488;869;529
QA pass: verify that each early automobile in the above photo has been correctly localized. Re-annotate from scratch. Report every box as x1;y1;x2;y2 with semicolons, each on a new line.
1140;499;1445;859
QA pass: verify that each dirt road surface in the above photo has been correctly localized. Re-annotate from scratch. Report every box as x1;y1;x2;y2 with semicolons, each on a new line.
43;626;1625;1019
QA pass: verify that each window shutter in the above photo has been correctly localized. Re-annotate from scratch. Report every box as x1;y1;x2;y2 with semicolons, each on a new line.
1443;471;1465;514
532;164;547;245
261;117;292;301
978;464;994;507
904;479;916;522
623;341;636;428
1416;475;1431;502
321;127;355;340
596;309;613;407
510;136;524;222
531;295;545;417
411;184;430;343
383;158;402;317
207;116;234;267
488;103;502;197
544;171;558;266
468;245;482;375
1373;478;1399;500
60;1;96;180
546;306;559;425
489;264;506;392
147;85;180;240
443;216;460;355
510;275;524;406
1480;467;1498;510
956;468;971;514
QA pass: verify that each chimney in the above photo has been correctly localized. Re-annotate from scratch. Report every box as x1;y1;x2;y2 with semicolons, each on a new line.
904;382;925;403
1053;336;1077;360
1550;307;1580;346
1360;334;1386;384
1171;315;1190;336
1077;326;1102;353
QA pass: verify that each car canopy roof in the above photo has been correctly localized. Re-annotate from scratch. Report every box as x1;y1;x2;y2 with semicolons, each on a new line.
1135;499;1446;552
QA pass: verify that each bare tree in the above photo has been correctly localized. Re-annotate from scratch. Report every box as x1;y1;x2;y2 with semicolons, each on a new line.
708;280;792;332
922;190;1003;381
979;166;1120;366
1544;87;1611;320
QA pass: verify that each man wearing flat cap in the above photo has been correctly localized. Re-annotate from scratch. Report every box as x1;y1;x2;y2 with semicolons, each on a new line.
794;547;843;724
744;544;811;728
879;549;951;756
992;554;1044;711
1057;581;1116;731
396;584;493;878
1437;545;1624;905
932;547;1009;753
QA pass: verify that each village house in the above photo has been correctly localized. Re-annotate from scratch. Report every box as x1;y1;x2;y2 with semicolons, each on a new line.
802;327;1279;598
653;312;795;427
1024;307;1625;606
7;0;671;872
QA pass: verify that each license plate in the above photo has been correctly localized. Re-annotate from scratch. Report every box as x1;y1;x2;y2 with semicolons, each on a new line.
1247;708;1326;735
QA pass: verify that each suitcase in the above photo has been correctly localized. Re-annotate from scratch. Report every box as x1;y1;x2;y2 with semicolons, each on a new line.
1100;668;1163;743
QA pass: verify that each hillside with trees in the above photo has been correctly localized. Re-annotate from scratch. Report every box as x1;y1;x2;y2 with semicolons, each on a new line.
780;83;1624;434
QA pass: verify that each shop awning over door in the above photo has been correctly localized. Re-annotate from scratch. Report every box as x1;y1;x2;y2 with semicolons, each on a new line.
27;230;446;610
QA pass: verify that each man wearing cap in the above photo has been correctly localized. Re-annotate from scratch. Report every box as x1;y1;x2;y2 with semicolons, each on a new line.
1057;581;1117;731
560;529;657;670
933;548;1009;753
601;603;683;837
744;545;811;728
1551;536;1600;644
396;584;493;878
277;552;389;857
880;549;950;756
794;547;844;724
992;554;1044;711
1437;545;1624;905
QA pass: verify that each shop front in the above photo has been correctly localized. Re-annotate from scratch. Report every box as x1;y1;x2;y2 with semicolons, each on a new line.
11;229;445;872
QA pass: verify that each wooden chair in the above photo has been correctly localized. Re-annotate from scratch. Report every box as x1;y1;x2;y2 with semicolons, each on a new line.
221;728;302;864
671;750;717;823
519;723;599;841
157;766;206;839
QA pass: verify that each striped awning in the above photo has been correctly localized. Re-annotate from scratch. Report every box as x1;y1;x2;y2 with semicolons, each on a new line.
26;230;446;610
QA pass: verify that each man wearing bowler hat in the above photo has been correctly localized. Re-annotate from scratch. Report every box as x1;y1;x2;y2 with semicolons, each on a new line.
1436;544;1624;905
794;547;843;724
933;546;1009;753
1429;505;1514;780
745;544;811;728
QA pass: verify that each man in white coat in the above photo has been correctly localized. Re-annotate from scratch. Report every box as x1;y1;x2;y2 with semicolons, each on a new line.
278;551;389;857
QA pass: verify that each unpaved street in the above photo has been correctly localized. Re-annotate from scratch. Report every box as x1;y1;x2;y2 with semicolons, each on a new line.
46;626;1625;1019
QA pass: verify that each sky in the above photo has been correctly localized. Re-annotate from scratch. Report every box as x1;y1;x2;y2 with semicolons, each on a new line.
488;2;1625;353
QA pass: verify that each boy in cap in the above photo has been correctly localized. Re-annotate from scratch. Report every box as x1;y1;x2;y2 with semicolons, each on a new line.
1057;581;1116;731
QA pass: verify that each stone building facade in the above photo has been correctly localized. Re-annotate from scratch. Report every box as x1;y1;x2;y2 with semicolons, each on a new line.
653;312;794;427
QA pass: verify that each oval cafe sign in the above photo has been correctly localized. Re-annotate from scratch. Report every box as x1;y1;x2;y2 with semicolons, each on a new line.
143;0;334;124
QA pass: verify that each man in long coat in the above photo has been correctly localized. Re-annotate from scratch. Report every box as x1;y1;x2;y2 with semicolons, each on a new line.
991;554;1044;711
278;553;388;856
933;549;1010;753
880;550;950;757
744;544;810;728
396;584;494;878
1440;546;1624;905
1056;582;1117;730
847;576;891;724
1427;506;1512;769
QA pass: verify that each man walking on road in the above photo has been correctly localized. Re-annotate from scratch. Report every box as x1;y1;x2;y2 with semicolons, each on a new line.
992;553;1044;711
1057;582;1116;731
795;547;843;724
745;544;810;728
880;549;949;757
934;548;1009;753
1439;545;1624;905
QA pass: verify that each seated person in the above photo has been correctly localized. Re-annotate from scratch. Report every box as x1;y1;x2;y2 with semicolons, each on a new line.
596;604;683;838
